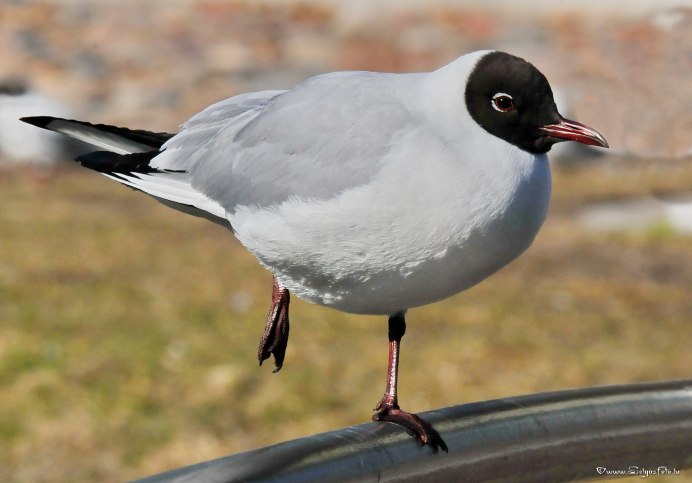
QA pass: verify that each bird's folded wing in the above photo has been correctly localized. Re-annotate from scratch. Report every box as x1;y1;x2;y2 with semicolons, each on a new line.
154;72;417;214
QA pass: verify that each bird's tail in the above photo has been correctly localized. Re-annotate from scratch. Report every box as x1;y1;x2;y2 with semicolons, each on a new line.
21;116;228;226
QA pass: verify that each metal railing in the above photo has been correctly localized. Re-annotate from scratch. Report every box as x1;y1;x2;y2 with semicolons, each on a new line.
135;379;692;482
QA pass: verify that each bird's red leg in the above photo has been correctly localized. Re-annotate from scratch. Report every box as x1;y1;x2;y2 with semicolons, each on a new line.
372;312;448;452
258;276;290;373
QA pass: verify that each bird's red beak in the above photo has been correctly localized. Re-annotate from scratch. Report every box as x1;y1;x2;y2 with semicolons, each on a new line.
540;118;609;148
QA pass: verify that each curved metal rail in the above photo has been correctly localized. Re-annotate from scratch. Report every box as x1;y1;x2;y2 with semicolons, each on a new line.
135;379;692;482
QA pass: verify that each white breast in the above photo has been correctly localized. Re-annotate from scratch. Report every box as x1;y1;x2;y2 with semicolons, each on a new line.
229;127;551;315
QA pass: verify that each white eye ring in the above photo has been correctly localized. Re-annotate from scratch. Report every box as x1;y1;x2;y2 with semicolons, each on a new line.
491;92;514;112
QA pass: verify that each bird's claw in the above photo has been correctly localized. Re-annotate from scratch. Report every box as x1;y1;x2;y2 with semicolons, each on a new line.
372;406;448;452
258;279;290;372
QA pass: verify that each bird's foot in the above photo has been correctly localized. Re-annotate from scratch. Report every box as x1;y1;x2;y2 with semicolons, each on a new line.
372;400;448;452
258;278;290;373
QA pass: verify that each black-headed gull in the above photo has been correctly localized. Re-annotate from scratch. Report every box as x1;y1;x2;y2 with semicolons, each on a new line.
22;50;608;451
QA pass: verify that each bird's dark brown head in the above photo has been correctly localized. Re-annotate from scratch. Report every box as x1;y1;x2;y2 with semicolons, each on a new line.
465;51;608;154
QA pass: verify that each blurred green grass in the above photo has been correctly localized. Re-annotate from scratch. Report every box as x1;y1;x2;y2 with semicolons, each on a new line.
0;162;690;482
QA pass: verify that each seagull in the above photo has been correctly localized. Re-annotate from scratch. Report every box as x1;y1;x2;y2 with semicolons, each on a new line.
22;50;608;451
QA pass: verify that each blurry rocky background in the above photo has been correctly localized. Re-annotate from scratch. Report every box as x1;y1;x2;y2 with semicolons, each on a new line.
1;1;690;482
2;0;690;158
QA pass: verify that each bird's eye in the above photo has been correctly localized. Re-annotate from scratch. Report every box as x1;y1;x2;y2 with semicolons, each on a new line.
491;93;514;112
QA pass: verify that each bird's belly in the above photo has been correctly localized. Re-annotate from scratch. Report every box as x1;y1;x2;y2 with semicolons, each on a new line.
230;154;551;315
302;240;526;315
292;200;547;315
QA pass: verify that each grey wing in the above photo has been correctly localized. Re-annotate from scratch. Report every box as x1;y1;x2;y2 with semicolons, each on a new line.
184;90;288;129
153;90;286;171
155;72;415;213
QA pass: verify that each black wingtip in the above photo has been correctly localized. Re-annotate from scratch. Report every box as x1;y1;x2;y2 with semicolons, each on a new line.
75;150;160;174
20;115;61;130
